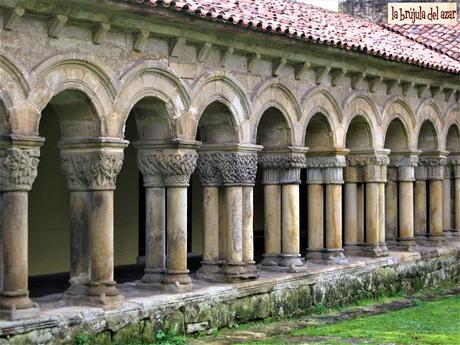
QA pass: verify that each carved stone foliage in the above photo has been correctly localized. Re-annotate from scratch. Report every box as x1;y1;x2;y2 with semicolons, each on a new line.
305;156;346;184
416;156;447;181
259;153;306;184
138;150;198;187
345;154;389;183
197;152;258;186
449;157;460;178
389;156;418;182
0;147;40;191
61;151;124;191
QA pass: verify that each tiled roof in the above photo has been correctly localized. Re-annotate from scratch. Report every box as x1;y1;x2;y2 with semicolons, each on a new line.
382;23;460;62
127;0;460;74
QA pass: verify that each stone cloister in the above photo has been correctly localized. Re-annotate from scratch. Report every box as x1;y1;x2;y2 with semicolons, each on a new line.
0;0;459;330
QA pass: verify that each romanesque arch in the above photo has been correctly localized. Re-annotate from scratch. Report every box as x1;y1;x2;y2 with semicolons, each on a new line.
255;106;293;148
115;61;190;139
28;55;116;137
417;120;439;150
384;118;410;151
382;98;416;149
305;113;335;150
345;115;374;150
416;99;444;147
197;101;239;144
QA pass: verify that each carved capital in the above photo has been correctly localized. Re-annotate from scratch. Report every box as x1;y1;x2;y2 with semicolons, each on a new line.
259;151;306;184
0;147;41;191
61;150;124;191
345;153;389;183
449;157;460;179
138;149;197;187
389;155;418;181
197;151;258;186
305;156;346;184
417;156;447;181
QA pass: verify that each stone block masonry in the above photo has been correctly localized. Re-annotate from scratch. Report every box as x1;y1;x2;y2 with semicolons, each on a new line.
0;248;458;344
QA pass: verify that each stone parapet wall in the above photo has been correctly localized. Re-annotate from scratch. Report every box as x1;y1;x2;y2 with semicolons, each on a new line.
0;249;458;344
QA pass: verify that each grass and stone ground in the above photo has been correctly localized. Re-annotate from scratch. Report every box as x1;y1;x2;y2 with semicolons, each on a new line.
73;286;460;345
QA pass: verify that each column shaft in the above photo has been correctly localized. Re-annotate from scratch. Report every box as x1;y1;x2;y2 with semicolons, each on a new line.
202;186;219;263
88;191;120;299
344;183;358;247
443;178;452;232
414;180;427;237
428;180;443;238
1;192;34;311
455;178;460;232
325;184;342;250
68;191;90;294
357;184;365;244
242;186;254;264
398;181;415;243
379;183;387;251
226;186;243;264
141;187;166;284
262;185;281;265
218;187;228;261
385;181;398;242
280;184;303;268
365;183;380;246
163;187;191;287
307;184;324;256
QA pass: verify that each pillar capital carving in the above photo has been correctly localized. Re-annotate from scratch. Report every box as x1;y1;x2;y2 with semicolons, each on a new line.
448;155;460;178
258;146;307;185
305;155;346;184
198;144;261;186
59;139;128;191
416;152;447;181
0;135;44;192
136;140;200;188
389;154;419;182
345;150;390;183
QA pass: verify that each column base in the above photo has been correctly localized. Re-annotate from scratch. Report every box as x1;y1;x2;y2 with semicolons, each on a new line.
361;244;388;257
66;274;90;296
260;254;281;267
380;243;389;255
196;261;225;282
140;268;165;284
395;238;418;252
279;254;307;273
443;230;453;237
305;249;324;261
0;291;39;321
162;269;192;292
223;262;259;282
450;229;460;237
343;244;363;255
426;234;446;247
65;280;124;308
322;249;348;265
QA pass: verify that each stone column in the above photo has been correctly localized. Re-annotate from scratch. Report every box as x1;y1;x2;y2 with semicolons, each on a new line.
385;167;398;244
196;151;223;280
449;158;460;237
442;165;452;235
136;143;198;291
391;155;418;251
60;139;127;307
135;145;168;286
305;168;324;260
414;167;428;239
279;150;307;272
323;156;347;263
362;151;390;257
258;160;282;268
220;148;260;281
198;144;260;282
0;137;43;320
344;157;364;254
419;153;447;245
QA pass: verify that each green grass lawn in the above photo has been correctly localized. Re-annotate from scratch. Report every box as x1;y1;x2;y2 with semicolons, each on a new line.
288;295;460;345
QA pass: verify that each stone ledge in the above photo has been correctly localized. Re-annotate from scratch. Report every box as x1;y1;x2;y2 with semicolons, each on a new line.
0;245;458;344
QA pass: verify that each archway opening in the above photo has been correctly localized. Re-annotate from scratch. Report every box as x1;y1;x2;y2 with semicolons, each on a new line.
418;120;438;151
446;125;460;152
28;90;99;297
254;107;291;261
385;118;409;151
0;101;10;136
346;115;373;150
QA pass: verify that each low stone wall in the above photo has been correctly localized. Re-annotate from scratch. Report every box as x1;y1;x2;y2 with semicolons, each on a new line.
0;249;458;344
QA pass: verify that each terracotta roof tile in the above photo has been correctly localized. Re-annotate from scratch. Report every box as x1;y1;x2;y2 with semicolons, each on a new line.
383;22;460;63
127;0;460;74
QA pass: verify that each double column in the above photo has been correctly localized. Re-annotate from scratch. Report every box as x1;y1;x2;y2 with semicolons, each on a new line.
447;156;460;237
197;145;260;282
136;141;198;292
259;147;307;272
0;135;43;320
305;153;348;264
60;139;127;307
386;153;418;250
415;151;447;245
344;150;390;257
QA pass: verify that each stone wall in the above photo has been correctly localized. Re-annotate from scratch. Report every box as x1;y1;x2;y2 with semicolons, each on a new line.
1;250;458;344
